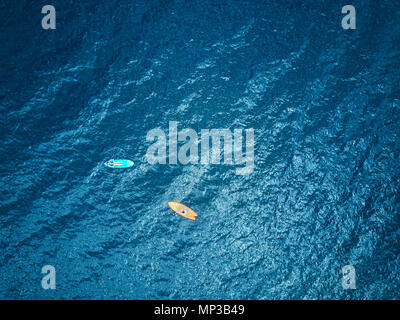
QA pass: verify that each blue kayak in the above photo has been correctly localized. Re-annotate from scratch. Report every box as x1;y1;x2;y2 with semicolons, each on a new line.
104;159;134;168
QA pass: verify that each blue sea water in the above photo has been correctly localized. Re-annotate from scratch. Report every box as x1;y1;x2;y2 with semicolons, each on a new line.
0;0;400;299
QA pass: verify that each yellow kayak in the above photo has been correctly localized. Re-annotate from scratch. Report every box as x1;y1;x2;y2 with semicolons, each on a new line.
168;201;198;220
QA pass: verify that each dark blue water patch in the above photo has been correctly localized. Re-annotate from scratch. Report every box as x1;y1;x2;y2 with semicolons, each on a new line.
1;0;400;299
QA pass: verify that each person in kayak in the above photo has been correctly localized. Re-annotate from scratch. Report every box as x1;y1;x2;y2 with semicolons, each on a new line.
107;160;114;167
